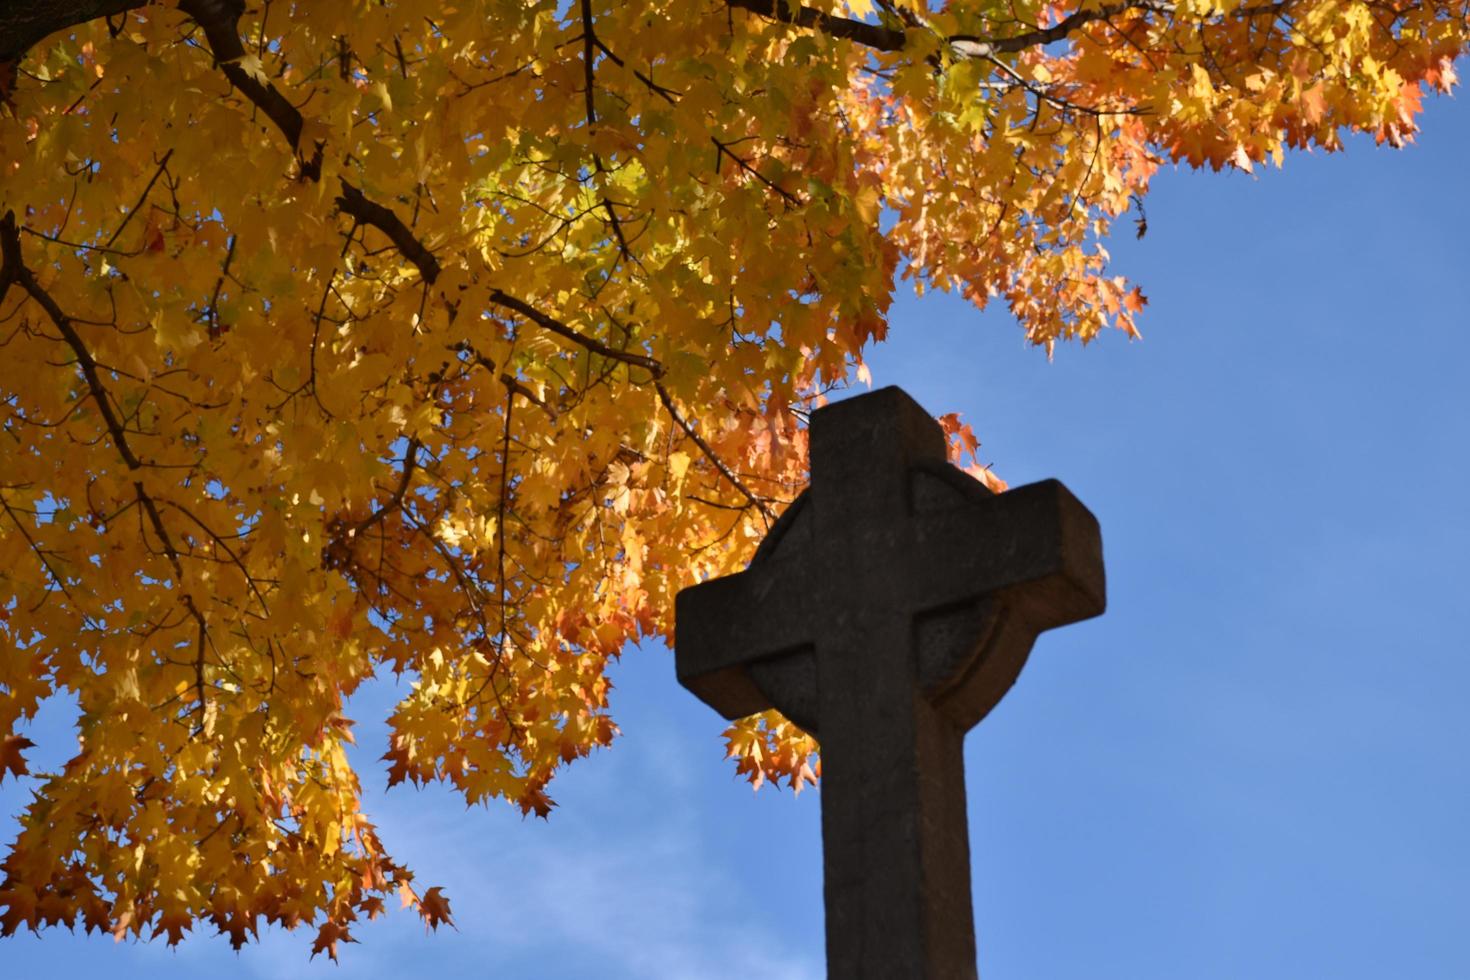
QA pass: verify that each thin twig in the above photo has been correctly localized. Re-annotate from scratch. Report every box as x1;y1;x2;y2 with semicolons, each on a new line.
102;149;174;249
655;382;774;523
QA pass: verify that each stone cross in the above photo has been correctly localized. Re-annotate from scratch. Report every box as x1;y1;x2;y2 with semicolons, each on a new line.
674;386;1106;978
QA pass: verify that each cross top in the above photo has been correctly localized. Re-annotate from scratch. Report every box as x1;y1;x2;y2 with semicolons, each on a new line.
675;386;1105;978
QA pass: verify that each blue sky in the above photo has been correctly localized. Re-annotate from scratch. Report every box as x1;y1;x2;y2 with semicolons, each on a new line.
4;92;1468;979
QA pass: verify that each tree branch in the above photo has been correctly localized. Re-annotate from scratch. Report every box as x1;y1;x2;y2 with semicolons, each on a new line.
2;211;141;470
712;138;803;206
655;382;774;523
103;148;173;249
334;182;442;283
1;209;212;719
0;0;148;64
725;0;903;51
726;0;1180;58
487;289;665;378
334;177;659;376
178;0;321;180
176;0;660;388
952;1;1178;56
353;437;420;538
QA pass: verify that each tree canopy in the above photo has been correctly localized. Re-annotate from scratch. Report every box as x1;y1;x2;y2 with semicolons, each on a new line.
0;0;1464;957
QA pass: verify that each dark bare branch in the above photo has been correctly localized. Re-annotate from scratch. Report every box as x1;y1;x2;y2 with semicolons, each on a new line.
178;0;322;179
724;0;904;51
335;182;442;283
953;0;1178;56
487;289;665;378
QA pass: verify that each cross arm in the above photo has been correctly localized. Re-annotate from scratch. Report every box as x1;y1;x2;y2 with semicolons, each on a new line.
901;477;1104;730
910;477;1105;628
674;560;812;720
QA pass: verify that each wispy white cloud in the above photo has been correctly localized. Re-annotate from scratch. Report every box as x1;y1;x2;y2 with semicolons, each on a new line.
346;690;824;980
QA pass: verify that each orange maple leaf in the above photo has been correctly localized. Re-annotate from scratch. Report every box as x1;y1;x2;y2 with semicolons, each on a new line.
0;886;36;936
327;605;355;640
517;785;555;819
937;412;981;461
1301;82;1327;125
311;920;355;962
0;735;35;783
418;886;454;931
382;739;415;788
154;910;192;946
964;463;1009;494
212;910;255;950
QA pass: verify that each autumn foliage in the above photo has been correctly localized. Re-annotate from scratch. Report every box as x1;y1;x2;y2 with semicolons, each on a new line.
0;0;1463;954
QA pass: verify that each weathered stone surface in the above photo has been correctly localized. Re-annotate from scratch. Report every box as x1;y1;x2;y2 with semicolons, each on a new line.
675;386;1106;978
